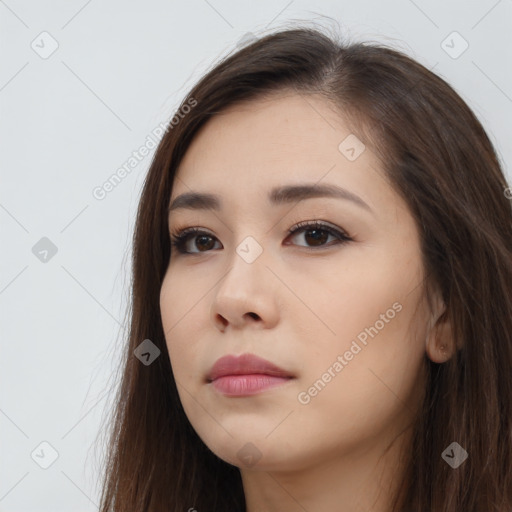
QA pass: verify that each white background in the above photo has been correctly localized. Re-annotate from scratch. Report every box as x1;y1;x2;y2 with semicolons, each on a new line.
1;1;511;510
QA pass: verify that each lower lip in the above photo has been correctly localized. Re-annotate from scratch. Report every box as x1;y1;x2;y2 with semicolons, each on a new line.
210;374;293;396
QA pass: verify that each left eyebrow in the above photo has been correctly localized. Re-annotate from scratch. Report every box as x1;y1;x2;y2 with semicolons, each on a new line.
168;182;375;216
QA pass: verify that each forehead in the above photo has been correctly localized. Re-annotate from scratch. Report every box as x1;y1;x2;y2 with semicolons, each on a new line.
171;93;391;212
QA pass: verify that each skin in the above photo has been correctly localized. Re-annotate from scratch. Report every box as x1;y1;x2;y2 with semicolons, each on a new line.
159;91;453;512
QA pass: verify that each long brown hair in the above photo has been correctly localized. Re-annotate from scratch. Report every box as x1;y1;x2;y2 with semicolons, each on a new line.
95;23;512;511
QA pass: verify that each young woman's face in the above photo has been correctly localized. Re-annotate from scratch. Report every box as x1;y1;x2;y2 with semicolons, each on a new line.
160;92;434;474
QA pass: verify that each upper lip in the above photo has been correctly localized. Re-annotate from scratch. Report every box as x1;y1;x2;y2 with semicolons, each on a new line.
207;353;295;382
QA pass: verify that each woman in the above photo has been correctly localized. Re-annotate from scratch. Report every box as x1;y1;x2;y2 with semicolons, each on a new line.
96;25;512;511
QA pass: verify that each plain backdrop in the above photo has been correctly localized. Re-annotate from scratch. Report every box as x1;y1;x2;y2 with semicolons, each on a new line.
1;1;511;510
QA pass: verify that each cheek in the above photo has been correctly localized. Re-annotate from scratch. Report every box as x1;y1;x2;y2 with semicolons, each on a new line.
159;272;205;383
294;257;426;423
294;250;415;358
160;265;210;337
289;310;424;466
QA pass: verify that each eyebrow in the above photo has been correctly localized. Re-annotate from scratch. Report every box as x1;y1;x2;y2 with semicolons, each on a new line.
168;183;374;216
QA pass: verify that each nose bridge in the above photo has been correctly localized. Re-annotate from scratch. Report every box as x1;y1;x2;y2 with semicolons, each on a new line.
211;232;278;328
217;234;267;296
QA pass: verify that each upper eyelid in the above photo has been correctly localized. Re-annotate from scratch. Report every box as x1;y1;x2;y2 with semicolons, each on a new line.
171;221;346;238
288;220;348;234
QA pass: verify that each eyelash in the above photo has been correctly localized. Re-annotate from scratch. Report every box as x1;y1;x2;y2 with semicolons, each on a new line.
169;220;353;255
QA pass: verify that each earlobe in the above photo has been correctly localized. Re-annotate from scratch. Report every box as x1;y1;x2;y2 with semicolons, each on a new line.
425;310;455;363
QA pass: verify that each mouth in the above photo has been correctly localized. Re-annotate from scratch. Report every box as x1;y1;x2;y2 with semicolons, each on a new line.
206;352;295;382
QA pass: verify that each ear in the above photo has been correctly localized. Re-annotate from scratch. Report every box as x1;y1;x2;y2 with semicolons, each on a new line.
425;291;455;364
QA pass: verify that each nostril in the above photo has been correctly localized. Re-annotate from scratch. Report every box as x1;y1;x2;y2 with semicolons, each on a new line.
216;315;228;329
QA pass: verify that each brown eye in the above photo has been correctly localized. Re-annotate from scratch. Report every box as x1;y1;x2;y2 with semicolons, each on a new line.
170;229;222;254
194;235;216;252
286;221;352;248
302;228;329;246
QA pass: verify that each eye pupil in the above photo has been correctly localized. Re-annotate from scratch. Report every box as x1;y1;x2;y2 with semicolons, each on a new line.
305;229;328;246
196;235;215;251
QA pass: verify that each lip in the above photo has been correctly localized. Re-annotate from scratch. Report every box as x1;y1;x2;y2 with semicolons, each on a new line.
207;353;295;382
210;375;293;396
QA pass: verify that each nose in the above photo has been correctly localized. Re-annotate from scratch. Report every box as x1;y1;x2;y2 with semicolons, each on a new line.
210;246;280;332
